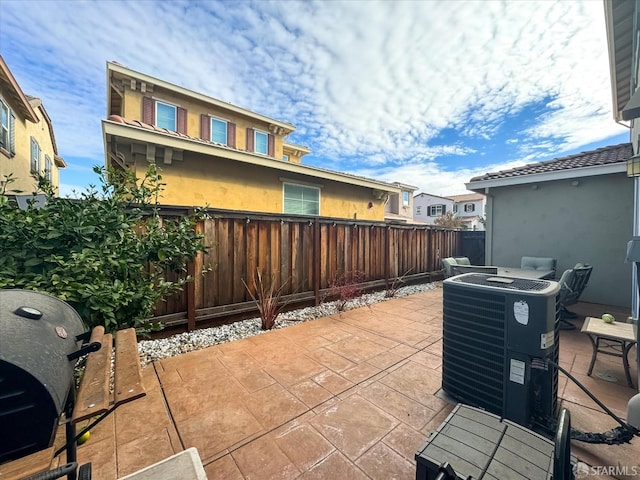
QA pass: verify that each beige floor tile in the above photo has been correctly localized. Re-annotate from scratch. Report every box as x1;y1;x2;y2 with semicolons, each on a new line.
360;381;435;430
297;451;369;480
263;355;325;386
383;422;428;462
309;394;398;460
116;428;176;478
342;361;382;384
244;383;308;430
306;347;357;372
355;441;415;479
380;360;442;404
289;379;334;408
272;423;335;471
325;335;386;363
312;369;355;395
204;454;244;480
232;434;301;480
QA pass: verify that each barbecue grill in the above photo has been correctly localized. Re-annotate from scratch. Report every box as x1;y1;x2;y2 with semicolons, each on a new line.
0;289;95;478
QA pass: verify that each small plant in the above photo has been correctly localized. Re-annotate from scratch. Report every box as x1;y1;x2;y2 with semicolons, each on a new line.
384;268;414;298
329;270;367;312
243;269;290;330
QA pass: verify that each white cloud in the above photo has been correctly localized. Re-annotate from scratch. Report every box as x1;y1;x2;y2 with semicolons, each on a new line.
0;0;629;196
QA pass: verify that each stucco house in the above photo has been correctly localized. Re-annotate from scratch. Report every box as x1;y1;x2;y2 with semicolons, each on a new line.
466;143;634;307
385;182;418;223
102;61;400;220
448;193;486;231
412;193;455;226
0;55;66;195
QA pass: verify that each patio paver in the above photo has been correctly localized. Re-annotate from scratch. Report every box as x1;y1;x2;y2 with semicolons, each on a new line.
73;286;639;479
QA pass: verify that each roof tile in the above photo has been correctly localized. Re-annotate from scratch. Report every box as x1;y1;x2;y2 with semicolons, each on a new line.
469;143;633;182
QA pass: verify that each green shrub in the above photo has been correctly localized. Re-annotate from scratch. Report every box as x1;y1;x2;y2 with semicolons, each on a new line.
0;166;207;334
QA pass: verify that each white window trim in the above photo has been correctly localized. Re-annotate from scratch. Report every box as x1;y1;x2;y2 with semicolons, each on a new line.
402;191;410;206
30;137;41;174
155;100;177;130
464;203;475;212
0;97;12;154
210;117;228;145
282;181;321;216
45;155;53;182
254;130;269;155
282;154;289;162
429;204;444;216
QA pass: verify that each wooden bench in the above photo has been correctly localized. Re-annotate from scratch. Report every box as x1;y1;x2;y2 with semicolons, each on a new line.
0;327;146;480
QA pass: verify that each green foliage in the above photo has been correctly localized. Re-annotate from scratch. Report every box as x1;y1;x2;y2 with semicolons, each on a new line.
0;166;207;334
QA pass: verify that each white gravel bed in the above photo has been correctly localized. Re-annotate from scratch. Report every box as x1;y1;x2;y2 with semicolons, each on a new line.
138;282;437;367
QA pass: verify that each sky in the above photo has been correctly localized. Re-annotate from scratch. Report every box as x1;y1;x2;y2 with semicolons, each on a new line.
0;0;630;197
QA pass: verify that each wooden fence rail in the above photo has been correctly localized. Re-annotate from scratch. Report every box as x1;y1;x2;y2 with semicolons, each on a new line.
151;209;463;330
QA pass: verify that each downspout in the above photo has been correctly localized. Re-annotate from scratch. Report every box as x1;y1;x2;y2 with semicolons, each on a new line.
484;187;493;265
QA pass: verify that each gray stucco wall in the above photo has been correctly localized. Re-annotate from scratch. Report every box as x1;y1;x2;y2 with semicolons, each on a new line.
486;173;634;307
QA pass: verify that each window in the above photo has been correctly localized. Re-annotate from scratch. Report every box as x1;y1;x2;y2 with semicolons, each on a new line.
402;191;409;206
0;98;15;155
283;183;320;215
464;203;475;212
428;204;444;216
211;118;227;144
255;131;268;155
156;101;177;130
30;137;41;174
416;206;421;215
453;204;458;213
45;155;52;183
283;154;289;162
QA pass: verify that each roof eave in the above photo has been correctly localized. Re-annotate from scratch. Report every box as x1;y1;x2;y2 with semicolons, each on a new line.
0;55;38;122
466;163;628;191
102;120;400;193
107;61;295;133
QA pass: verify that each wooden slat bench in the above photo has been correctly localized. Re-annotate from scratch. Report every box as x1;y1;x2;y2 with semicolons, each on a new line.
0;326;146;480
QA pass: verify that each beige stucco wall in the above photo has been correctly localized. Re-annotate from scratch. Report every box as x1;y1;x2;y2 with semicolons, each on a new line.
121;88;286;160
130;151;385;220
0;99;60;195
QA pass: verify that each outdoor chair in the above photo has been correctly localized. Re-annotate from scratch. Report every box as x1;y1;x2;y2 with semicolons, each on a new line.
557;263;593;329
450;265;498;276
441;257;471;278
521;256;557;278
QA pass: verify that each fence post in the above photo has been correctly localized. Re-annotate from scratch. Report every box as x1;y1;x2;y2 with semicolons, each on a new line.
186;219;204;332
314;218;321;306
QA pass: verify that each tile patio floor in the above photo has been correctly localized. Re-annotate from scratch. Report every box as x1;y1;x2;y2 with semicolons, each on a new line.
75;285;639;480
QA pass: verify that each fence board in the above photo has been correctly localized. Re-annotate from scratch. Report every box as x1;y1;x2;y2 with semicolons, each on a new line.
149;209;465;326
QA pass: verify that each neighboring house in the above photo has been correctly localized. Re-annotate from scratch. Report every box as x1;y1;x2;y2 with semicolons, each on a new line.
102;62;399;220
413;193;455;226
0;55;65;195
605;0;640;321
467;143;634;307
385;182;418;223
448;193;486;231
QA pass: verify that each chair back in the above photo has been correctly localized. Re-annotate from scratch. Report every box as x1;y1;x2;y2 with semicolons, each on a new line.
451;265;498;276
441;257;471;278
521;256;557;276
558;264;593;307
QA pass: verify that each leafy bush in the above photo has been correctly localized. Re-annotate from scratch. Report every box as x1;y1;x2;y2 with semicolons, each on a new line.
328;271;367;311
243;269;290;330
0;166;207;334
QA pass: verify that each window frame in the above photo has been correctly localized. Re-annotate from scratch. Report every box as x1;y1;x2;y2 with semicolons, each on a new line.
30;137;41;174
254;130;268;155
211;117;228;145
0;98;8;152
416;206;421;215
428;204;444;217
282;154;289;162
45;154;53;183
155;100;177;131
402;191;410;206
282;182;321;216
464;203;475;213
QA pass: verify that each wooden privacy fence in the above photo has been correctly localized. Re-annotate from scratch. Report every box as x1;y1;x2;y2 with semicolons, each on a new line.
152;209;463;330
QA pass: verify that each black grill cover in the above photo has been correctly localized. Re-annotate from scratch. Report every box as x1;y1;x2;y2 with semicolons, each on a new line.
0;289;86;463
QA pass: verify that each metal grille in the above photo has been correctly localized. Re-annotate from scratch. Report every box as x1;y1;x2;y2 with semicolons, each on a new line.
442;287;506;415
451;273;550;291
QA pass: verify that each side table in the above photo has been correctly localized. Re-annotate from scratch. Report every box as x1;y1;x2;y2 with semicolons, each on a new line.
581;316;637;388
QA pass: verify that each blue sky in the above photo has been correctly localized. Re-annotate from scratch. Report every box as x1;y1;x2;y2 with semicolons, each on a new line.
0;0;629;197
